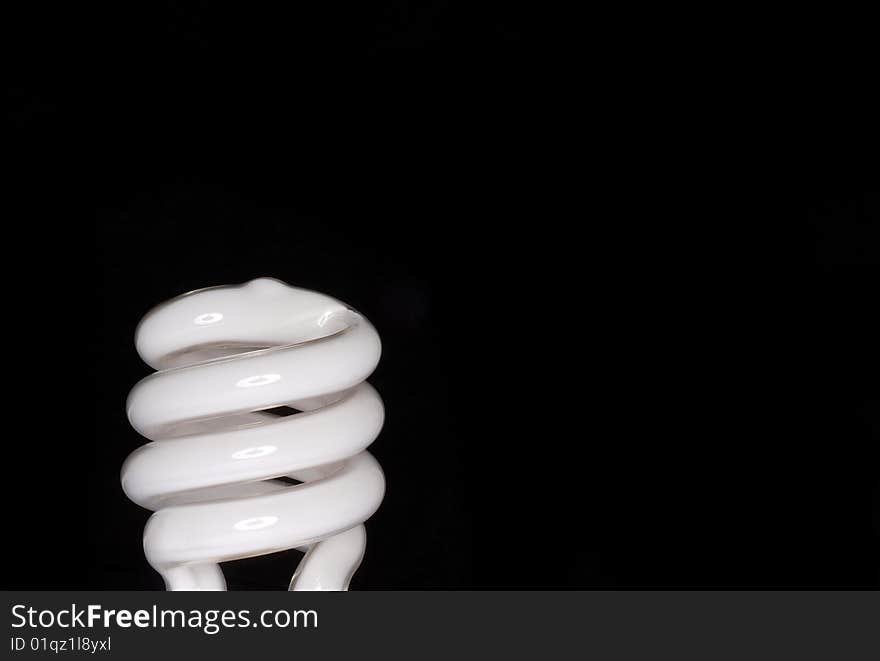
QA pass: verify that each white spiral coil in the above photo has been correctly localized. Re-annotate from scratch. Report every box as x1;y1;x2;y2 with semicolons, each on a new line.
122;277;386;590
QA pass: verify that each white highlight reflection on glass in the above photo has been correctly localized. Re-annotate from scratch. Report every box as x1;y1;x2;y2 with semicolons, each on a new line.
234;516;279;531
235;374;281;388
193;312;224;325
231;445;278;460
317;310;333;327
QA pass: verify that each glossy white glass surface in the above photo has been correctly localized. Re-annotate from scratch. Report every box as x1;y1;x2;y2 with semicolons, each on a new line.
122;278;385;590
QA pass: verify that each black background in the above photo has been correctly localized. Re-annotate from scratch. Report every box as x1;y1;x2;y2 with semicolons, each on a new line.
5;3;878;589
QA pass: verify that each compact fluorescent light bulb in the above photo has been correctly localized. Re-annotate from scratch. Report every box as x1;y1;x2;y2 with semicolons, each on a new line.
121;278;385;590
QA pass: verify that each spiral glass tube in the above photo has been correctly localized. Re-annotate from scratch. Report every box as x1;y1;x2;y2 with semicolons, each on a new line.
122;278;385;590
